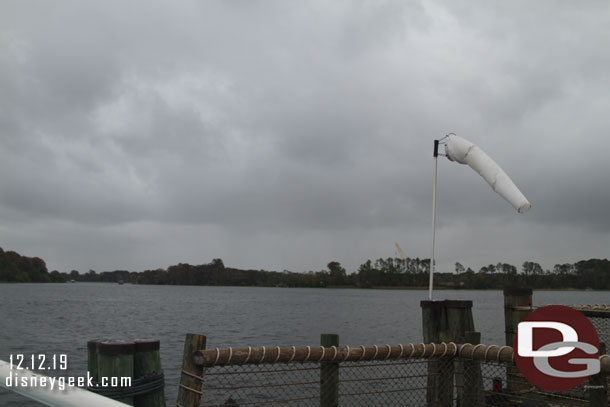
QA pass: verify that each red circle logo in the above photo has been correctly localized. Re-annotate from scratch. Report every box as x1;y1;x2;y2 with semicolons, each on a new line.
514;305;600;391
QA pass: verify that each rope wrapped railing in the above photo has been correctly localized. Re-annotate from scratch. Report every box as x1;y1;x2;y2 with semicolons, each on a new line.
193;342;610;371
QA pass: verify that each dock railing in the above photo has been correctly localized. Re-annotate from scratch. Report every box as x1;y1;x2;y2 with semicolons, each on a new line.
176;338;610;407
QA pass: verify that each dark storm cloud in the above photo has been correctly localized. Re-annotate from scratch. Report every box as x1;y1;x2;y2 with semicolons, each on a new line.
1;0;609;273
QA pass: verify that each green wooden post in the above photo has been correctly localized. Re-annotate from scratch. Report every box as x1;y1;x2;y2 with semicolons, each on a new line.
134;339;165;407
176;333;207;407
87;339;101;383
462;331;484;406
503;288;532;392
97;340;135;405
320;333;339;407
589;343;607;407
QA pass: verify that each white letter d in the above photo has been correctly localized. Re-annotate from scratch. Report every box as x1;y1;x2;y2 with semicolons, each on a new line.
518;321;577;357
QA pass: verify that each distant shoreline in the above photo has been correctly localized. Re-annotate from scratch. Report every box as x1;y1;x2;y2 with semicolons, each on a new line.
2;281;608;291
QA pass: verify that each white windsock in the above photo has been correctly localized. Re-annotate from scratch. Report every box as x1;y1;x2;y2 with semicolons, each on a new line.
444;134;531;213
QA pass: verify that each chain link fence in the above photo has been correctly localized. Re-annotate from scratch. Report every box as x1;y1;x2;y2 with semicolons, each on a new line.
201;358;434;406
183;304;610;406
463;360;610;407
533;304;610;347
591;316;610;347
576;305;610;347
193;343;608;407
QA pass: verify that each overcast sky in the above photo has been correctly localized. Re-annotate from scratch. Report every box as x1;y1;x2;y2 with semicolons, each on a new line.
1;1;609;276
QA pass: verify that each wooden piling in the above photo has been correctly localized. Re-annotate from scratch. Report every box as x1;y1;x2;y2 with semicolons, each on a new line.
461;331;484;406
445;300;475;343
134;339;165;407
421;300;474;343
589;343;607;407
446;302;475;407
503;288;532;347
503;288;532;392
421;300;446;343
421;300;445;407
87;339;101;383
97;340;135;406
436;346;454;407
320;334;339;407
421;300;473;407
176;333;207;407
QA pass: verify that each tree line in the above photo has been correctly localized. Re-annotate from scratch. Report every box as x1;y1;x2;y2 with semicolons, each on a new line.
0;247;64;282
1;246;609;289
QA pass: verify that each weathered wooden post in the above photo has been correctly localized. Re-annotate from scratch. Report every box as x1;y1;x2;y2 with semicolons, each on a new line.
445;300;475;343
588;343;607;407
421;299;474;341
421;300;447;343
436;335;454;407
422;300;475;407
87;339;101;383
421;300;444;407
97;340;135;406
503;288;532;392
320;333;339;407
445;301;475;406
462;331;484;406
421;300;447;407
176;333;207;407
134;339;165;407
421;300;476;407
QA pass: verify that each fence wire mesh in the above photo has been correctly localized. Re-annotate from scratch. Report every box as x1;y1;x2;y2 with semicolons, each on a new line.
199;356;608;406
588;315;610;348
196;307;610;406
201;358;436;406
462;360;609;407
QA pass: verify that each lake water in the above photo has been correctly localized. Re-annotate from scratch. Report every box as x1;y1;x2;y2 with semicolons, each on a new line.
0;284;607;406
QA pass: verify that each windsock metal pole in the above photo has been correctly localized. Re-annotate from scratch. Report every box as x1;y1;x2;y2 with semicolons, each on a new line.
429;139;439;300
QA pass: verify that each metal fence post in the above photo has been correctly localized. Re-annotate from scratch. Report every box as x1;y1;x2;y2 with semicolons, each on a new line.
176;333;207;407
320;334;339;407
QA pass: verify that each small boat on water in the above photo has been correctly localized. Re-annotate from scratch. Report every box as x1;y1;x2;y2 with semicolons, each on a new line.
118;280;124;285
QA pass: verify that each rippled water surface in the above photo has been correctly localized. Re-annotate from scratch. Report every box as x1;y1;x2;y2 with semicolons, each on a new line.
1;283;607;406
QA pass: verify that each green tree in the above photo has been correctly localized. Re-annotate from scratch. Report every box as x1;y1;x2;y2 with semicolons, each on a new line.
522;261;543;276
455;262;465;274
327;261;346;286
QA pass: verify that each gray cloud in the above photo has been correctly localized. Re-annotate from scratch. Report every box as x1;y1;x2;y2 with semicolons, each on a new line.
1;0;609;275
